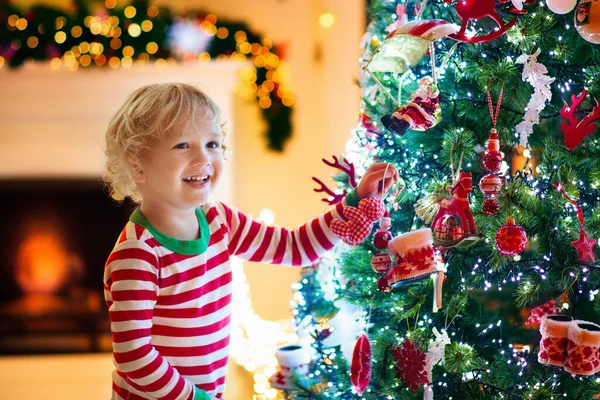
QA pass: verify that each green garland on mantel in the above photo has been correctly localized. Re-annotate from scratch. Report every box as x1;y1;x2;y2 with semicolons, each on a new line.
0;0;294;152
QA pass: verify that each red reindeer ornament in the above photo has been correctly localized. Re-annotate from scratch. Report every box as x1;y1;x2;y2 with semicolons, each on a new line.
445;0;517;43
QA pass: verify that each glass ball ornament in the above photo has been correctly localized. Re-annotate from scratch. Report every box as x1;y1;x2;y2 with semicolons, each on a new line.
575;0;600;44
371;252;393;273
373;229;393;249
483;150;503;173
482;198;500;216
377;275;392;292
479;174;503;196
547;0;577;14
496;217;528;256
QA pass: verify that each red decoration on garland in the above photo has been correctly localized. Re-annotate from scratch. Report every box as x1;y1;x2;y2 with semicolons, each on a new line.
393;339;429;392
312;156;357;205
351;333;372;395
560;89;600;150
443;0;517;43
496;217;528;256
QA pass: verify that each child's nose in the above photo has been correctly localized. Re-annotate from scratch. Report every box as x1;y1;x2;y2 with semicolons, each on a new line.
191;148;210;166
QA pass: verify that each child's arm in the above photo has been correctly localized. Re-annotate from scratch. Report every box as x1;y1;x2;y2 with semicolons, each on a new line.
105;239;211;400
213;162;398;265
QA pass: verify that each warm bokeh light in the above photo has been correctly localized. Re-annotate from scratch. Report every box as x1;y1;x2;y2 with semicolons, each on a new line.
55;16;66;30
108;56;120;68
122;45;134;57
128;23;141;37
124;6;137;19
146;41;158;54
55;31;66;44
217;27;229;39
235;31;247;43
110;38;121;50
27;36;38;49
205;14;217;24
16;18;28;31
71;26;83;38
105;0;117;9
147;5;159;18
258;209;275;225
141;20;153;32
50;57;61;69
319;12;335;28
8;15;18;27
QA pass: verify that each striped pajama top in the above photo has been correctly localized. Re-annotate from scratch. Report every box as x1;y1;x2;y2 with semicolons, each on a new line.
104;201;344;399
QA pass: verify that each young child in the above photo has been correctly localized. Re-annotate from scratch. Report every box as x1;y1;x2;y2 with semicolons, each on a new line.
103;82;398;400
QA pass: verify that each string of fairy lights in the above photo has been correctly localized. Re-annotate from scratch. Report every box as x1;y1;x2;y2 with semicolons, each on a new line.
2;4;294;107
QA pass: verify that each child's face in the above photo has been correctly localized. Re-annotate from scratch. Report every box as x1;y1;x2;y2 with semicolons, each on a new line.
135;112;224;212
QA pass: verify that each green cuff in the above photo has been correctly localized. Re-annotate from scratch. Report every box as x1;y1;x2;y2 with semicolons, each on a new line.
193;387;211;400
344;189;360;208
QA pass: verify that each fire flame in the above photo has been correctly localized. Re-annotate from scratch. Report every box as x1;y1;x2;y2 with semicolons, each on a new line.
15;223;71;295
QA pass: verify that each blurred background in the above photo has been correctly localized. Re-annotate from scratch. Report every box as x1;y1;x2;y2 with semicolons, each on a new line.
0;0;364;398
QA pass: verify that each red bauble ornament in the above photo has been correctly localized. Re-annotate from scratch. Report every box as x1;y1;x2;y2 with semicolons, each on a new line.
374;229;393;249
479;174;503;196
483;151;503;173
371;252;393;273
482;198;499;216
392;339;429;392
377;275;392;292
496;217;527;256
351;333;372;395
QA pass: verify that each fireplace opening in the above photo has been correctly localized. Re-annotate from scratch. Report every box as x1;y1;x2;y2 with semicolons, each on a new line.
0;179;135;354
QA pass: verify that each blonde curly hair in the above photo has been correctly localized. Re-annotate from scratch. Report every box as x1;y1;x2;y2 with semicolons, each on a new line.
103;82;225;203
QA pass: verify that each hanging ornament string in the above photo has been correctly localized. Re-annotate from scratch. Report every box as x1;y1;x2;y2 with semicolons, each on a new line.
552;182;585;228
487;83;505;129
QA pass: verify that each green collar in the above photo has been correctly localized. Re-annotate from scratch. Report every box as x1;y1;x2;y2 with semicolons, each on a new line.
129;207;210;255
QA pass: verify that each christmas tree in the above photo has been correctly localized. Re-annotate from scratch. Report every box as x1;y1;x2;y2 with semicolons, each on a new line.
272;0;600;398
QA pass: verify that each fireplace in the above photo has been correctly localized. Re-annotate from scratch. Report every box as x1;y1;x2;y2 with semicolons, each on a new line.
0;179;134;354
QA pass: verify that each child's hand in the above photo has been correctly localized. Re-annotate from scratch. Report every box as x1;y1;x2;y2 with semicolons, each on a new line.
356;163;399;199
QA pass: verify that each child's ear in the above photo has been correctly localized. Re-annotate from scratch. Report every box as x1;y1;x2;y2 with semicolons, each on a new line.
128;159;146;183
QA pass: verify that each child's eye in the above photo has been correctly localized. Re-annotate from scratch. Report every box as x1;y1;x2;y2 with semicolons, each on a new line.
173;143;189;149
207;141;221;149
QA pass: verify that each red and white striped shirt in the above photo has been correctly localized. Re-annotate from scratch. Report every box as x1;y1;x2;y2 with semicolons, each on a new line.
104;201;344;399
